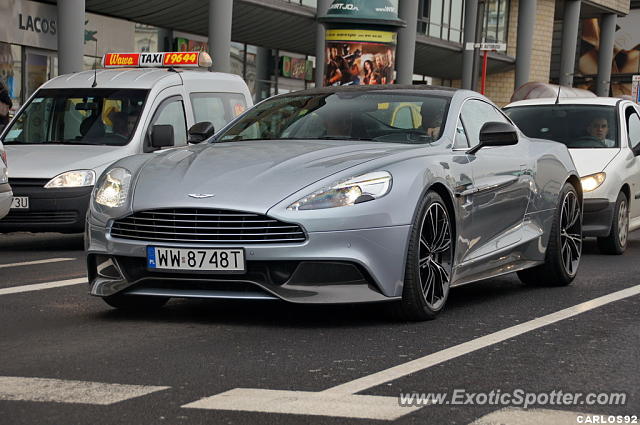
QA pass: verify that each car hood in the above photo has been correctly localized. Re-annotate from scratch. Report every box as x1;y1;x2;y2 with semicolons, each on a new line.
568;148;619;177
132;140;406;213
4;144;126;179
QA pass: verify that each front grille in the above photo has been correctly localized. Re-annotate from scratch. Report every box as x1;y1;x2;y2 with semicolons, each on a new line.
3;211;78;224
7;178;48;188
110;208;307;244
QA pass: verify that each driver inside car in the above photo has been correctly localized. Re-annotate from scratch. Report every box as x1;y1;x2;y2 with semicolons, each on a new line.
420;102;442;138
586;116;616;147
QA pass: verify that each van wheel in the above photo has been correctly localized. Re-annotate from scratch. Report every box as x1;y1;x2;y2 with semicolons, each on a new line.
597;192;629;255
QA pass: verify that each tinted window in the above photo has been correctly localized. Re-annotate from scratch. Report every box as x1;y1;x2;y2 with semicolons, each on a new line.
460;99;509;147
505;105;618;148
218;92;450;145
3;88;147;146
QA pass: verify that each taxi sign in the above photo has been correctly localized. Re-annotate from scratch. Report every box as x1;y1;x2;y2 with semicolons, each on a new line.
101;52;212;68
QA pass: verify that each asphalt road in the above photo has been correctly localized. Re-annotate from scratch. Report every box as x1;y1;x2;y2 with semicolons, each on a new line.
0;231;638;425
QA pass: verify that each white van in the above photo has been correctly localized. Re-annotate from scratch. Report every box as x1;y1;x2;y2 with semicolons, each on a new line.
0;52;252;233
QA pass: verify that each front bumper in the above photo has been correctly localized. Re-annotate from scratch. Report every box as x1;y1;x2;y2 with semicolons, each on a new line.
582;198;615;237
0;179;92;233
86;222;411;304
0;183;12;219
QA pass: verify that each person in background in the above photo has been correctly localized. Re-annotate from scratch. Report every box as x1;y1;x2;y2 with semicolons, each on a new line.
0;79;12;127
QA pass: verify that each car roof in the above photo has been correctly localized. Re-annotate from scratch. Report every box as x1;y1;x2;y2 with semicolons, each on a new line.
41;69;247;90
269;84;463;99
505;97;622;108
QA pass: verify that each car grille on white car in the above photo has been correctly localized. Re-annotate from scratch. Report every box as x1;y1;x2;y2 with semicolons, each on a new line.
109;208;307;244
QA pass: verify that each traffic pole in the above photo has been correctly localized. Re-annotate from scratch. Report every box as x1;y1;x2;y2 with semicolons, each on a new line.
481;50;488;95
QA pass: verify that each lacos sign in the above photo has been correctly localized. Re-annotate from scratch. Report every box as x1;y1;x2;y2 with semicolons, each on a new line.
0;0;58;50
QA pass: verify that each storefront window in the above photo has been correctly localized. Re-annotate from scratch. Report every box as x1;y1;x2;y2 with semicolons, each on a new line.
0;42;22;112
482;0;509;44
25;50;57;99
419;0;465;44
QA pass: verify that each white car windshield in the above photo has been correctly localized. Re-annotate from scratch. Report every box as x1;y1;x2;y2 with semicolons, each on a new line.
2;88;148;146
505;105;619;149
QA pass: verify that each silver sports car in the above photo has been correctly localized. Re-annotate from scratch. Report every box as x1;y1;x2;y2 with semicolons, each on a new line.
86;86;583;320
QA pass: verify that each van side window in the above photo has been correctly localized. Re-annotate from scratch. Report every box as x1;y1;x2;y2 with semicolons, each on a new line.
190;93;247;134
150;96;187;147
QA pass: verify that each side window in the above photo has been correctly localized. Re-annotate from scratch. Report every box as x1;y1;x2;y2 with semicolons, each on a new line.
190;93;248;134
394;106;414;129
460;99;510;146
626;107;640;150
150;97;187;147
454;119;469;149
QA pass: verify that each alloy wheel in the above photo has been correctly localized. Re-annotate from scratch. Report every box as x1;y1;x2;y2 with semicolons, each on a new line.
618;199;629;248
559;191;582;277
418;202;452;310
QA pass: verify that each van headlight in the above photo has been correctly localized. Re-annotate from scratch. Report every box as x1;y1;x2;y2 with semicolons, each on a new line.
580;172;606;192
288;171;392;211
44;170;96;188
94;168;132;208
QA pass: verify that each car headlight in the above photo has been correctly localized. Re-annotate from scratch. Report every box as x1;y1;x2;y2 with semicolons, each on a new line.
580;172;606;192
44;170;95;188
288;171;392;211
94;168;132;208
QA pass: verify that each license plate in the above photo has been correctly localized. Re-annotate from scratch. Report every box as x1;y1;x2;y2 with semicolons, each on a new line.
147;247;245;272
10;196;29;209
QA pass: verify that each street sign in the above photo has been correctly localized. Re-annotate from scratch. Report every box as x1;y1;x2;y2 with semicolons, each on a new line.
464;42;507;51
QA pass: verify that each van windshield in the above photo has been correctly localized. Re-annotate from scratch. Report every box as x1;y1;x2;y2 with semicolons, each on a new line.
2;88;148;146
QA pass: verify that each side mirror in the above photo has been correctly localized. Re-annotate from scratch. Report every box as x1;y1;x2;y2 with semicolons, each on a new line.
467;121;518;155
150;124;174;150
188;121;215;143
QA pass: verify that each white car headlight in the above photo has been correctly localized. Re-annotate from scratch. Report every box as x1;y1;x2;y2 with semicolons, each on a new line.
581;172;606;192
44;170;95;188
288;171;392;211
94;168;132;208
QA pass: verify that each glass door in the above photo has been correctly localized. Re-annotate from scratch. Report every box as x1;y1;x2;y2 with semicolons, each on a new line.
25;49;58;99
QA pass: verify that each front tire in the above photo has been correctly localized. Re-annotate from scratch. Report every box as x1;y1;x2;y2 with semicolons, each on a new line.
597;191;629;255
103;294;169;311
518;182;582;286
394;191;453;321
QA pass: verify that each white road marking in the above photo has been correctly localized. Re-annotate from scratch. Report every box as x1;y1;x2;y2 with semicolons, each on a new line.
0;376;169;405
182;285;640;420
322;284;640;395
470;407;590;425
0;257;75;269
183;388;421;420
0;277;86;296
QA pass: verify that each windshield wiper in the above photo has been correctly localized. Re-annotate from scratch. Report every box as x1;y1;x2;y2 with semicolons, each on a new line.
315;136;373;141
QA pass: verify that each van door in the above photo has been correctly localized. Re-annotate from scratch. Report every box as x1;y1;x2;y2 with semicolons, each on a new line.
141;87;189;153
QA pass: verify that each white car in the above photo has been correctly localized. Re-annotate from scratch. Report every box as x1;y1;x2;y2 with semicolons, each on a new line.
0;139;11;219
0;51;252;234
505;97;640;254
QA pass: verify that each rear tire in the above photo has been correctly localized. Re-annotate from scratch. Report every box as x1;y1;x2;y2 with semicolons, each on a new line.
103;294;169;311
392;191;453;321
517;182;582;286
597;191;629;255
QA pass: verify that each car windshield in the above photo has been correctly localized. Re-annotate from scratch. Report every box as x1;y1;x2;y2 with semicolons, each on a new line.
2;88;148;146
217;91;450;145
505;104;619;149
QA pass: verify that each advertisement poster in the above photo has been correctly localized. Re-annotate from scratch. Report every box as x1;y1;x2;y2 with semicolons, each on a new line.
324;29;396;86
578;10;640;96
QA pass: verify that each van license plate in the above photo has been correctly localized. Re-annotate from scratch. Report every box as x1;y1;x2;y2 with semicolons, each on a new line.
11;197;29;209
147;247;245;272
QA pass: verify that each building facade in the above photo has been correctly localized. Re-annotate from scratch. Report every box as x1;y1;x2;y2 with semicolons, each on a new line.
0;0;634;110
